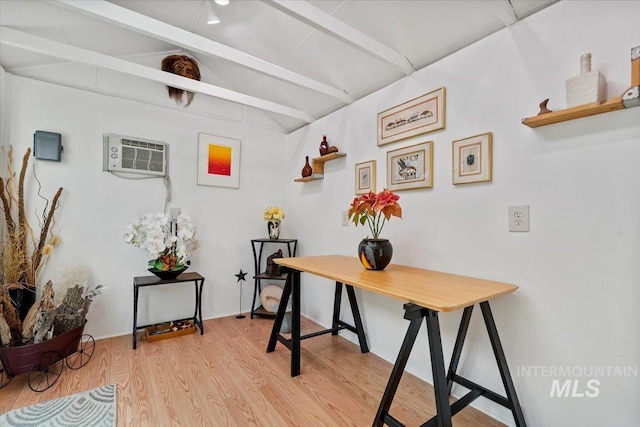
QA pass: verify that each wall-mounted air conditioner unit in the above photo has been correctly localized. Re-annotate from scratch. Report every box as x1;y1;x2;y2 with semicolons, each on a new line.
103;134;168;176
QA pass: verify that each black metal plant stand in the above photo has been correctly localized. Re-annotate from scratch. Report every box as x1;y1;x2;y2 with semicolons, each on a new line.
250;238;297;318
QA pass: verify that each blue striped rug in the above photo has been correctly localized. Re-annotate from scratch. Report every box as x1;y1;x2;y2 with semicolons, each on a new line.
1;384;116;426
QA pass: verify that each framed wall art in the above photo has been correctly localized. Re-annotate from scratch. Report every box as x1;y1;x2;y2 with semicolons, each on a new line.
197;133;241;188
355;160;376;194
386;141;433;191
452;132;492;185
377;87;445;146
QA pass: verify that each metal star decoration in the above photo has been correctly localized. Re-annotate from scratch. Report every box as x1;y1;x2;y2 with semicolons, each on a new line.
235;270;247;283
235;269;247;319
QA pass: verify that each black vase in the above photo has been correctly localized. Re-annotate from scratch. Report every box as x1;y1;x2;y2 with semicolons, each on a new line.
9;287;36;320
358;239;393;270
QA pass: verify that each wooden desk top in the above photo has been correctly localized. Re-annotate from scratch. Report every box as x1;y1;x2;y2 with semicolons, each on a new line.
275;255;517;312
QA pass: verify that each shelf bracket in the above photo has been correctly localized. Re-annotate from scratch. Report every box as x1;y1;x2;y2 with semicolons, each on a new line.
622;46;640;108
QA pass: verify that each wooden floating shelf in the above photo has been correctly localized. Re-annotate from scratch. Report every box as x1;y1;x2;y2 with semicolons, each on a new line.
294;152;346;182
522;96;624;128
313;152;347;163
294;173;324;182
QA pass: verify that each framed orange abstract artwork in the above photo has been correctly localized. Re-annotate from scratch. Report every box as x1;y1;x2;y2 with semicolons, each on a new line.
197;133;241;188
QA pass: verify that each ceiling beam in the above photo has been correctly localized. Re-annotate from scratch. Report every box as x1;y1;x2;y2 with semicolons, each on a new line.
0;27;314;123
498;0;519;26
54;0;351;103
263;0;415;75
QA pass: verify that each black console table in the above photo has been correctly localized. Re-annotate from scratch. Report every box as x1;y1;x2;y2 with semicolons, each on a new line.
132;272;205;349
250;238;297;318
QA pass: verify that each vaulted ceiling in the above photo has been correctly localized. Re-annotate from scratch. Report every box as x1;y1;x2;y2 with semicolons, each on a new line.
0;0;557;133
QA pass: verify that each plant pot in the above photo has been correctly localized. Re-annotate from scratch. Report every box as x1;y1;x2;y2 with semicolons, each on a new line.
358;239;393;271
148;265;188;280
267;220;281;239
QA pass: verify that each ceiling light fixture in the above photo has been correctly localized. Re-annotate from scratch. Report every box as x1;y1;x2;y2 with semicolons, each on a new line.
214;0;230;5
205;0;220;25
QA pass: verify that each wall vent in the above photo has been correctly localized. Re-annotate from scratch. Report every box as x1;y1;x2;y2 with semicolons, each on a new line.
103;134;168;176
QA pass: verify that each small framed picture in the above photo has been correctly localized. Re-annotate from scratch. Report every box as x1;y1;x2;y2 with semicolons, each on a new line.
386;141;433;191
452;132;492;185
377;87;446;146
355;160;376;194
197;133;241;188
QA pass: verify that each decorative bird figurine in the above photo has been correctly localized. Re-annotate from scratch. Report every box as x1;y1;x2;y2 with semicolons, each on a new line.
538;99;553;115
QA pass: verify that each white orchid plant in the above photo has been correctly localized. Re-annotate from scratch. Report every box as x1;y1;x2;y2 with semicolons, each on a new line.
124;212;197;271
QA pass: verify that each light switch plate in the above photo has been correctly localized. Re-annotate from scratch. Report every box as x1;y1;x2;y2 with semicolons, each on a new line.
341;211;349;226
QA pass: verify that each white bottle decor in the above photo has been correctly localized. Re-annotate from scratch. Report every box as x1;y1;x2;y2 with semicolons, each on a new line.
565;53;606;108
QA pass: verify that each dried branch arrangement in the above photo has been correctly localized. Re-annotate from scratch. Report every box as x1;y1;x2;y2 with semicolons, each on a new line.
0;145;63;338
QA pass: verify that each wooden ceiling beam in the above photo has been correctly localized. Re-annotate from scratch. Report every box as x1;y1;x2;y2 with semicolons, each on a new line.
55;0;352;103
0;27;314;122
263;0;415;75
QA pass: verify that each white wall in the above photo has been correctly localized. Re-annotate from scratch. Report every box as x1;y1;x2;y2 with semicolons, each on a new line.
3;0;639;424
4;75;287;340
286;1;640;426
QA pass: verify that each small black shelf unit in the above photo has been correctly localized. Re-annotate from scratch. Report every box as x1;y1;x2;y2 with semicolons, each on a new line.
250;238;297;319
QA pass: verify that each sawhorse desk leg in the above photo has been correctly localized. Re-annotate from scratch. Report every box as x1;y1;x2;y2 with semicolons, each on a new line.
267;270;369;377
373;302;526;427
266;267;299;376
332;282;369;353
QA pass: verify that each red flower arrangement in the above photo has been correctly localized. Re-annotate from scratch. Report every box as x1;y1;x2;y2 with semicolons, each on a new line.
348;189;402;239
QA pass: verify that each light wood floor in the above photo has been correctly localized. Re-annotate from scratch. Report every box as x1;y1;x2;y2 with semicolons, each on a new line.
1;315;506;426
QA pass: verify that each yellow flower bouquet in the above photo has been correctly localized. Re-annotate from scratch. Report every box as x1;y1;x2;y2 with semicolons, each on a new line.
264;206;285;221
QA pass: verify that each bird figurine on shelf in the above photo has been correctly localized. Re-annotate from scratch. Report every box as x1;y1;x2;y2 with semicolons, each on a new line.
537;99;553;115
